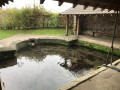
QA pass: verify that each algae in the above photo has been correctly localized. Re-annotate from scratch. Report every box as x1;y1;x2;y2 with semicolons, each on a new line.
78;40;120;56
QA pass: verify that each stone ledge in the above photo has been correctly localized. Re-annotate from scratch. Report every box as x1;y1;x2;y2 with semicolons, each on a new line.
0;47;16;60
0;37;77;59
58;59;120;90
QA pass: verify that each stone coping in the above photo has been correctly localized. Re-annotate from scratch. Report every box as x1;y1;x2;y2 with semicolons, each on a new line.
0;35;119;59
58;59;120;90
9;37;78;51
0;37;78;60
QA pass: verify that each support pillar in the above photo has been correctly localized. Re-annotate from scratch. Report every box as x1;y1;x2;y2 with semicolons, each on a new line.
77;15;80;36
73;15;77;35
66;15;69;36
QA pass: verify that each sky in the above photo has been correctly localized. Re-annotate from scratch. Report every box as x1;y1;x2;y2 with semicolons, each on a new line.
2;0;72;13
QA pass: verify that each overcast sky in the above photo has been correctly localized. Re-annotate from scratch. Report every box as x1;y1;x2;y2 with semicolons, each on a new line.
2;0;72;13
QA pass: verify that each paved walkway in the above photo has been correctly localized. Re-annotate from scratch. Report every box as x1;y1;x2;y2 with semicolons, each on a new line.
78;35;120;49
59;60;120;90
0;34;77;48
0;34;120;49
71;62;120;90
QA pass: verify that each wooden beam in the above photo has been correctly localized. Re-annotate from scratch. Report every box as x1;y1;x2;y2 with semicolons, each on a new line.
73;0;78;8
9;0;14;2
58;0;63;6
93;7;97;10
77;15;80;36
40;0;45;4
54;0;120;11
5;0;8;4
66;15;69;36
101;8;105;11
73;3;77;8
108;9;111;12
84;5;88;9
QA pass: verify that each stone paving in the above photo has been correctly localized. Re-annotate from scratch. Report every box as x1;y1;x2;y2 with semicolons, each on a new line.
0;34;77;48
78;35;120;49
59;59;120;90
71;61;120;90
0;34;120;49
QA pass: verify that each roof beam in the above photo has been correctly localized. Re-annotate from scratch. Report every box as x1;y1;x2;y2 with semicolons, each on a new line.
108;7;113;12
84;5;88;9
54;0;120;11
40;0;45;4
73;3;77;8
58;0;63;6
5;0;8;4
73;0;78;8
93;7;97;10
83;3;89;9
101;8;105;11
9;0;14;2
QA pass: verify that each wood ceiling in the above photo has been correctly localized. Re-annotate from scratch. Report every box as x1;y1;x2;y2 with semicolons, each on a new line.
40;0;120;11
1;0;120;11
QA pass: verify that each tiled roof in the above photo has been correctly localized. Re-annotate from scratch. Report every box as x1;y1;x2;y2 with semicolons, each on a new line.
61;5;115;15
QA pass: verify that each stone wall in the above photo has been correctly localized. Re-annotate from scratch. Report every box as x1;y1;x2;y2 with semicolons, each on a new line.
74;14;120;36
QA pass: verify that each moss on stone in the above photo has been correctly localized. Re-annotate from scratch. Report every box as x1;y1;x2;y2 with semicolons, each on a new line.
78;40;120;56
37;40;78;47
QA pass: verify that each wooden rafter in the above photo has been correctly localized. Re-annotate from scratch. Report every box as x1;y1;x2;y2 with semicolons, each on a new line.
5;0;9;4
0;0;120;11
73;0;78;8
40;0;45;4
9;0;13;2
53;0;120;11
58;0;63;6
84;5;88;9
73;3;77;8
83;3;89;9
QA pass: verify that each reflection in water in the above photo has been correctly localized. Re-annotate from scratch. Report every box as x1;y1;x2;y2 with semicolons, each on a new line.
0;58;17;69
0;45;119;90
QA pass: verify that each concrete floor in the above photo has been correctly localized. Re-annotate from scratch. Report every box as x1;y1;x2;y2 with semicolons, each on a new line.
71;63;120;90
78;35;120;49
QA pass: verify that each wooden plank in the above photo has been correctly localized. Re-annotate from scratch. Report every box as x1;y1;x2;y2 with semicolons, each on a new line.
77;15;80;36
93;32;120;37
66;15;69;36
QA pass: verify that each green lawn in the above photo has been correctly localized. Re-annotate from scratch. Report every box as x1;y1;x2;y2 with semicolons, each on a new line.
0;28;73;40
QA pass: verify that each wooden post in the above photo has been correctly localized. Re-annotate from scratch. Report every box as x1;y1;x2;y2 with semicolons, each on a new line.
66;15;69;36
43;16;45;28
77;15;80;36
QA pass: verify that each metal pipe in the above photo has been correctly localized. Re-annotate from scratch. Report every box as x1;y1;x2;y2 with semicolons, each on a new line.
106;10;119;66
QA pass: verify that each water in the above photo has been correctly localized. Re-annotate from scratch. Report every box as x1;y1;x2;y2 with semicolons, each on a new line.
0;45;119;90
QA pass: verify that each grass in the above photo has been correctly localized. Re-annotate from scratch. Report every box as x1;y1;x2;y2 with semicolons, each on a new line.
78;41;120;56
0;28;73;40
